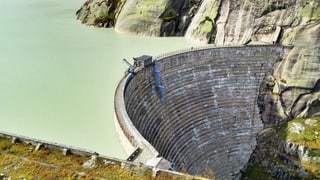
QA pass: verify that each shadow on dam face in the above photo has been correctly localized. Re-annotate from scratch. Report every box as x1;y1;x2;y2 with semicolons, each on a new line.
115;45;291;179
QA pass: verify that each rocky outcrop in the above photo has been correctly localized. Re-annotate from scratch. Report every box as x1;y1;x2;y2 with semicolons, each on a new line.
253;19;320;179
159;0;202;36
243;117;320;179
258;21;320;126
114;0;167;36
185;0;221;43
77;0;202;36
76;0;125;27
193;0;299;44
187;0;320;44
76;0;320;43
114;0;203;36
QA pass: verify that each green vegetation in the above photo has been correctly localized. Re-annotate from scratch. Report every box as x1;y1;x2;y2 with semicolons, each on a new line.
282;117;320;177
308;149;320;157
286;117;320;178
312;5;320;20
241;165;269;180
192;0;220;42
242;116;320;179
260;3;273;16
159;8;178;21
301;161;320;177
258;0;296;17
0;137;197;179
297;1;320;21
285;117;320;148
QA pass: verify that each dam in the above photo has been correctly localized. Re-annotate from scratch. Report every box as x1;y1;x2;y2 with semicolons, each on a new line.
114;45;292;179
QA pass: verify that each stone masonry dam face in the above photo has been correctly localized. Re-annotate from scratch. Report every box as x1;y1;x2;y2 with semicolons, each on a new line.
117;46;290;179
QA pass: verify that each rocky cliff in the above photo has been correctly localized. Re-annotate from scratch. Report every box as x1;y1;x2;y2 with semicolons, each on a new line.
76;0;319;43
76;0;125;27
76;0;204;36
76;0;320;178
248;9;320;178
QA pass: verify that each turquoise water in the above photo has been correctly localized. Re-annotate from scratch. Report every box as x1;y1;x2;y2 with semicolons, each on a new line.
0;0;195;158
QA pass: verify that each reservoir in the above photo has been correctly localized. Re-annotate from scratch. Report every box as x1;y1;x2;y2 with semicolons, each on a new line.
0;0;195;158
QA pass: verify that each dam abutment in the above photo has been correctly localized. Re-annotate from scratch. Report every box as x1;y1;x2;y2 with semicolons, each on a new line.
114;45;292;179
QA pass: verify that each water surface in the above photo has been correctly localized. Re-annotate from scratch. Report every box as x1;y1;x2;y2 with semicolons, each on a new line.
0;0;195;158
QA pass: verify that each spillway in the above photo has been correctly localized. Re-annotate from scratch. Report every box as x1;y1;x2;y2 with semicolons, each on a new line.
114;45;291;179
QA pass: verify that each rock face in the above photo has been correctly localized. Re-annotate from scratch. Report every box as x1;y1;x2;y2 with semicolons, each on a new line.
259;22;320;126
248;21;320;178
76;0;125;27
77;0;203;36
114;0;167;36
159;0;203;36
114;0;204;36
243;117;320;179
76;0;320;43
188;0;320;45
185;0;221;43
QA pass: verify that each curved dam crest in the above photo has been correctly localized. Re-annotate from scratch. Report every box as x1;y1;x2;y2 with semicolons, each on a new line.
114;45;292;179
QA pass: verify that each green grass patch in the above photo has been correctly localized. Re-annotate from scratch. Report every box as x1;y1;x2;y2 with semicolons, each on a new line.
241;165;269;179
309;149;320;157
0;137;193;179
285;117;320;148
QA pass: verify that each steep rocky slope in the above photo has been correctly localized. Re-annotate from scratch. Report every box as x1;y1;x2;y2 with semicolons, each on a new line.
76;0;320;178
76;0;320;44
76;0;203;36
260;22;320;126
247;13;320;179
76;0;125;27
188;0;320;44
242;117;320;179
114;0;167;36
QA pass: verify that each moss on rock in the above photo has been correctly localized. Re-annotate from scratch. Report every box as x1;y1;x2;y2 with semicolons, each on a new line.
185;0;221;43
159;8;178;21
76;0;124;27
286;117;320;148
241;165;269;180
242;116;320;179
297;1;320;21
115;0;167;36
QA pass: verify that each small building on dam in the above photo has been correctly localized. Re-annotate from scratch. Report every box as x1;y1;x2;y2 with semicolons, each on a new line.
114;45;292;179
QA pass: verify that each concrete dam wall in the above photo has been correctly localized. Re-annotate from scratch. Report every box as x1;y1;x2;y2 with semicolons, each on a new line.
114;45;291;179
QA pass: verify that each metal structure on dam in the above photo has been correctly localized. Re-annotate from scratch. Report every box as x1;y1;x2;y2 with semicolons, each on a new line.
114;45;292;179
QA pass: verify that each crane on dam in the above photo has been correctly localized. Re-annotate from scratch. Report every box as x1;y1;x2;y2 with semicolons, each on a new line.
123;55;153;74
123;58;135;74
122;55;165;103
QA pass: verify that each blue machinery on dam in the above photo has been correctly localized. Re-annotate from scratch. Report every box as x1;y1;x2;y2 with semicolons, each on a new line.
152;60;165;103
114;45;292;179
